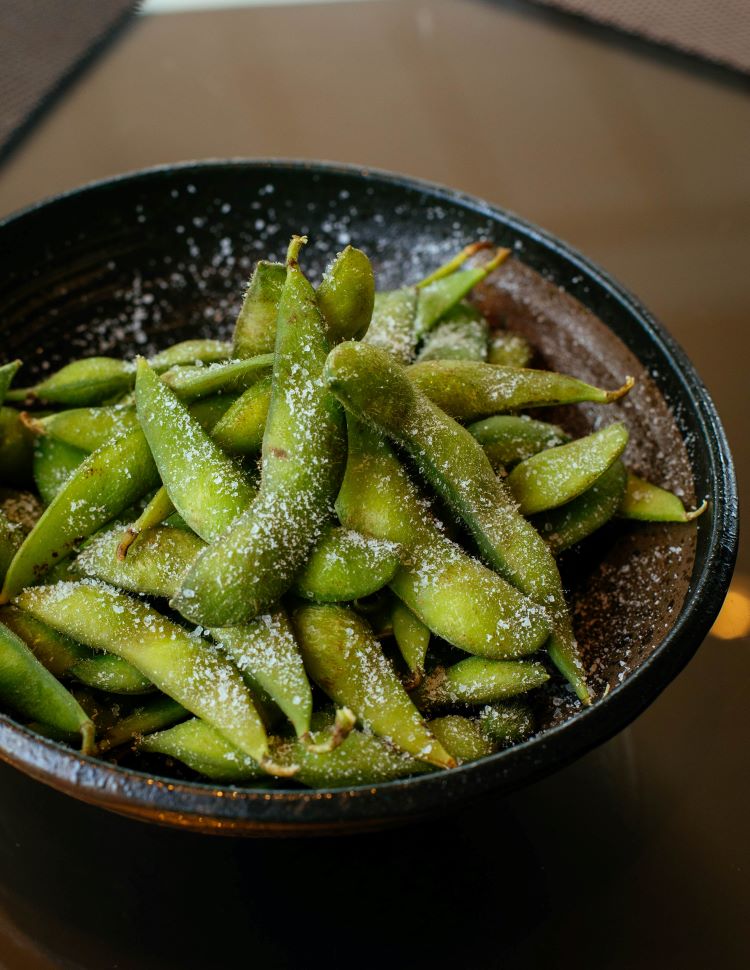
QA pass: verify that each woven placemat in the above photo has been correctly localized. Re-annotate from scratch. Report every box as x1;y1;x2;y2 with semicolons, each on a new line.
0;0;140;163
531;0;750;74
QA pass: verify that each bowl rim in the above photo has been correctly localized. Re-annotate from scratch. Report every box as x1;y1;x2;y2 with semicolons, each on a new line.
0;158;739;829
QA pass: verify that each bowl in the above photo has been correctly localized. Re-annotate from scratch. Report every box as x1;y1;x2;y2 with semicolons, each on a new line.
0;160;737;835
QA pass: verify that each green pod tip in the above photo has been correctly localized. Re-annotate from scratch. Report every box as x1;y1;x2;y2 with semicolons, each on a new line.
604;375;635;402
417;241;492;288
286;235;308;267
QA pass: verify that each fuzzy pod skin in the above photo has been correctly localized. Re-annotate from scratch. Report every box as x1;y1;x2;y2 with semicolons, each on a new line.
507;422;630;516
325;343;589;703
416;303;489;363
173;238;346;627
292;603;455;769
292;524;401;603
619;473;707;523
7;357;135;407
210;376;272;456
35;406;140;453
478;701;534;746
161;354;274;401
0;604;91;677
391;600;430;683
428;715;496;763
97;696;189;753
135;359;256;543
70;654;155;695
533;460;628;555
210;610;313;739
232;260;286;359
336;418;550;661
16;581;275;769
408;359;633;422
1;428;159;601
364;287;419;364
148;339;232;372
0;361;22;406
487;331;533;368
0;619;94;752
317;246;375;343
411;657;549;711
468;415;570;471
32;437;88;505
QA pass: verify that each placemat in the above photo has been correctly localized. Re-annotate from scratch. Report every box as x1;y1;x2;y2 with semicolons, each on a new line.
532;0;750;74
0;0;140;163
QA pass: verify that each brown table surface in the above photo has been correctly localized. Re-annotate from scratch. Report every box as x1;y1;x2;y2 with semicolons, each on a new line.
0;2;748;967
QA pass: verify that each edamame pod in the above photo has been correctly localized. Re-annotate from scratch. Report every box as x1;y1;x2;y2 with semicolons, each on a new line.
135;359;256;542
293;602;455;768
337;419;550;660
619;474;707;522
33;437;87;505
468;415;569;470
478;701;534;745
428;715;496;763
408;360;634;422
416;303;489;362
292;525;401;602
6;357;135;407
391;600;430;686
0;361;21;405
487;331;533;368
232;260;286;359
173;237;346;626
412;657;549;710
364;287;419;363
318;246;375;342
161;354;273;401
211;610;312;738
533;460;628;555
71;654;155;694
0;619;94;752
15;581;284;772
414;248;510;338
0;407;34;487
148;339;232;371
210;376;271;456
507;422;629;516
30;406;139;453
325;343;589;703
0;604;91;676
1;428;159;600
139;717;266;782
97;696;188;753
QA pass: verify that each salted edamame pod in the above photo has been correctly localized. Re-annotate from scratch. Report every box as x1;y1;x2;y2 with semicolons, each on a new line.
619;473;707;522
232;260;286;359
0;604;91;676
32;437;88;505
506;422;629;516
428;715;496;763
29;406;139;453
364;287;419;363
0;361;21;405
468;415;569;470
478;701;534;746
412;657;549;710
408;360;633;422
416;303;489;363
210;375;272;456
292;525;400;603
138;717;266;783
293;602;455;768
161;354;274;401
6;357;135;407
15;581;288;773
326;343;589;703
317;246;375;342
487;331;533;368
1;428;159;600
70;654;154;695
97;696;188;753
148;339;232;371
0;619;94;752
391;600;430;686
173;237;346;626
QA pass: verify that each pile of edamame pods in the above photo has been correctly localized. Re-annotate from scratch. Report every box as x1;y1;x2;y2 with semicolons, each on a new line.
0;237;706;787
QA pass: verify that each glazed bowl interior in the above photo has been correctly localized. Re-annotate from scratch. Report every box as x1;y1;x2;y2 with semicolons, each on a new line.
0;161;737;835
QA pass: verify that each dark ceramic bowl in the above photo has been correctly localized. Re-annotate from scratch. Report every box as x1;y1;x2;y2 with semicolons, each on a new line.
0;161;737;836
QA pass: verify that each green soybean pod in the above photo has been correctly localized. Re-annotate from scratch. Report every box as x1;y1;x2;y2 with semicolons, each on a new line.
15;581;285;772
149;339;232;371
414;248;510;338
161;354;274;401
293;602;455;768
1;428;159;600
0;604;92;676
70;654;154;695
337;419;550;661
317;246;375;342
428;715;496;763
364;287;419;364
416;303;489;362
391;600;430;686
98;696;188;753
487;331;533;368
7;358;135;407
619;473;707;523
33;436;88;505
232;260;286;359
0;619;94;752
408;360;634;422
211;609;313;739
478;701;534;746
135;359;256;542
32;406;139;453
325;343;589;703
173;237;346;627
0;361;22;405
507;422;630;516
533;460;628;555
292;525;401;603
412;657;549;710
138;717;267;783
210;375;272;456
468;415;569;470
0;407;35;488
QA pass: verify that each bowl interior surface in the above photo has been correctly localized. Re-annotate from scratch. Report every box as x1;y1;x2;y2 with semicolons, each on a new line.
0;161;736;834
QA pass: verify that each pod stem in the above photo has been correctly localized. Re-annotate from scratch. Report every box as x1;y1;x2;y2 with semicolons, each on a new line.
19;411;47;436
482;246;512;276
80;720;97;757
605;375;635;402
685;498;708;522
302;707;356;754
286;235;308;269
4;388;37;404
116;527;139;561
417;241;492;288
260;757;299;778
